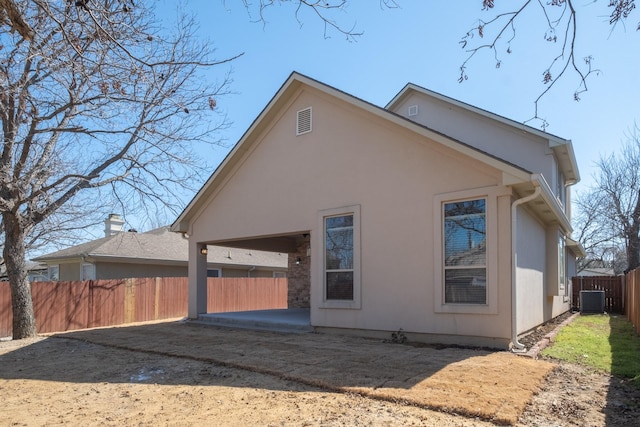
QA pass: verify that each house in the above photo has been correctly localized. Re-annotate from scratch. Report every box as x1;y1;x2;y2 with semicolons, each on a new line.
33;214;288;281
171;72;585;349
577;267;616;277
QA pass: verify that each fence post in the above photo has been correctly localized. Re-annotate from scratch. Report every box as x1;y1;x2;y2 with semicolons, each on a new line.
124;278;135;324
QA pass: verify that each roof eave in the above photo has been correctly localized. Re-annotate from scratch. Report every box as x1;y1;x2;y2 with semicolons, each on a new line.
549;139;580;184
566;237;587;258
388;84;581;184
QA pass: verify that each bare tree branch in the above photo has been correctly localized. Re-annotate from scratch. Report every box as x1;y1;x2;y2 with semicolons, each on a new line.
461;0;636;128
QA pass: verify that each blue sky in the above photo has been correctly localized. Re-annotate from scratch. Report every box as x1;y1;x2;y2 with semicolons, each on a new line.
157;1;639;219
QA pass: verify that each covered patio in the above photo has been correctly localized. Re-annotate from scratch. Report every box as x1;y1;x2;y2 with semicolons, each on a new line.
187;232;312;325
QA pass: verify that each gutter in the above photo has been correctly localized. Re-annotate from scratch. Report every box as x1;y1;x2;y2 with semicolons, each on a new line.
510;174;542;351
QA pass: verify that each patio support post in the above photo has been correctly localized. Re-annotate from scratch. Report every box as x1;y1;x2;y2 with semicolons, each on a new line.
188;241;208;318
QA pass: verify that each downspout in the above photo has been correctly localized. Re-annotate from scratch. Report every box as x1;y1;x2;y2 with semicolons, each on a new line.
511;174;542;352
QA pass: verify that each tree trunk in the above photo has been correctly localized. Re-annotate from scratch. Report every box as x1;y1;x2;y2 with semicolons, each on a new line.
3;213;37;339
627;226;640;272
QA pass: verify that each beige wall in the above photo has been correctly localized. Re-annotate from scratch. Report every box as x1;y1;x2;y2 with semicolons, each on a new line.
390;94;557;185
515;207;570;333
515;206;547;333
189;85;522;345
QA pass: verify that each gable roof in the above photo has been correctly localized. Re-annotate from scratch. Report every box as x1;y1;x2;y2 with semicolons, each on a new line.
33;227;287;269
386;83;580;184
172;72;547;234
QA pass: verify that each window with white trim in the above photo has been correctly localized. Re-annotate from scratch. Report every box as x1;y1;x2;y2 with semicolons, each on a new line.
81;263;95;280
48;265;59;281
558;233;566;293
443;198;487;305
556;167;566;208
319;205;361;308
325;214;354;300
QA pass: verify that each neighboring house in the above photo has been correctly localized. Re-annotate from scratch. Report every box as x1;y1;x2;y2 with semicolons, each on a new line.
27;261;49;282
171;72;585;349
577;267;616;277
2;260;48;282
33;215;287;281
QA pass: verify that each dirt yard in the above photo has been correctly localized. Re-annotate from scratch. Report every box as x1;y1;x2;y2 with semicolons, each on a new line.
0;320;639;426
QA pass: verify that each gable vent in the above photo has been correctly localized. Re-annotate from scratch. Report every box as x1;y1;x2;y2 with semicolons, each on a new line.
296;107;312;135
408;105;418;117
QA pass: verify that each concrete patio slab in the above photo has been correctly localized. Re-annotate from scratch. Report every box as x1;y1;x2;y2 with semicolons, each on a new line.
195;308;313;333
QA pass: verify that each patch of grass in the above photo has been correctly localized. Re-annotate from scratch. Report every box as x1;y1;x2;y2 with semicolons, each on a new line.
541;314;640;387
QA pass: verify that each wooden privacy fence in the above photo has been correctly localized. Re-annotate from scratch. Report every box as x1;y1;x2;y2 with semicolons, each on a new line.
0;277;287;338
625;269;640;334
571;275;625;314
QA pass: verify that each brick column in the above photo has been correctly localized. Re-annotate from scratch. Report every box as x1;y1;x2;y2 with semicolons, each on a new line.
288;235;310;308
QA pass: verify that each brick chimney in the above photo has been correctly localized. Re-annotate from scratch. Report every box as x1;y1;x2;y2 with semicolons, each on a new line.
104;214;125;237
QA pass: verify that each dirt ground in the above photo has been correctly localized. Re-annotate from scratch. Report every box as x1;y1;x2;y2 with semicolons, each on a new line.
0;319;639;426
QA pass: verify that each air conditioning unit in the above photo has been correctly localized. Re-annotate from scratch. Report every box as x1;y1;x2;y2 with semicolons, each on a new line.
580;290;605;314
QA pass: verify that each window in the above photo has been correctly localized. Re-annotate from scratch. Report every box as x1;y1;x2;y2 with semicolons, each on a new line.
443;199;487;304
556;168;566;207
273;271;287;278
318;205;360;308
48;265;59;281
434;186;506;314
325;214;354;300
81;263;95;280
558;233;566;293
207;269;221;278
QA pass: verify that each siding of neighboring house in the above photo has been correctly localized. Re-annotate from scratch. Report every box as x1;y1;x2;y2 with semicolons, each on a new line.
59;262;81;281
96;263;187;280
221;268;274;278
53;261;280;281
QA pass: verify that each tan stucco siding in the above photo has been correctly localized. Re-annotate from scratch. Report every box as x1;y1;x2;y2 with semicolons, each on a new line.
515;206;570;334
191;88;502;241
516;206;547;333
190;87;517;341
391;93;555;182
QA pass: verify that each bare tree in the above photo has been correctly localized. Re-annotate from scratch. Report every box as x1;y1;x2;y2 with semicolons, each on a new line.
460;1;638;129
1;1;233;339
573;189;626;274
575;125;640;273
234;0;398;40
2;1;400;43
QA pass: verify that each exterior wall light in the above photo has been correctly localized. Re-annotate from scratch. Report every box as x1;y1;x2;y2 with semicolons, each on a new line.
200;247;208;255
295;257;302;265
